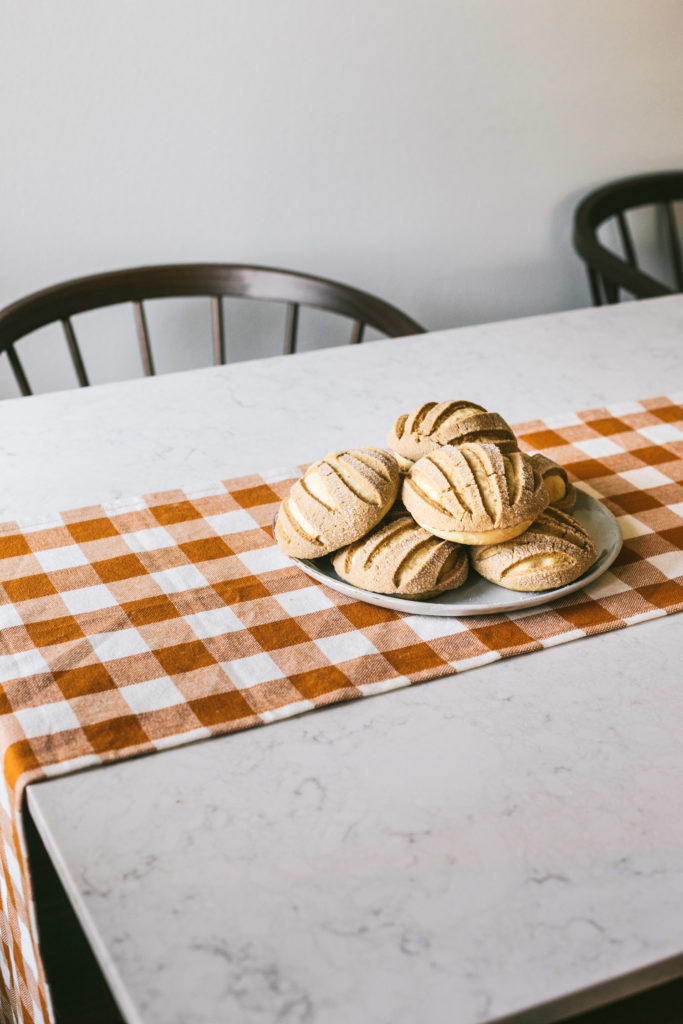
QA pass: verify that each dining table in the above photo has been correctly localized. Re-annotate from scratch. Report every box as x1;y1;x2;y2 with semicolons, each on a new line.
2;294;683;1024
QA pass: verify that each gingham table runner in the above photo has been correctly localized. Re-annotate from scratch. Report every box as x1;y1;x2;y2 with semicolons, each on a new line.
1;395;682;1024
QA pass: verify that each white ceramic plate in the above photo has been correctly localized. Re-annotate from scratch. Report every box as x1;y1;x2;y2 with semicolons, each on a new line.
292;490;622;617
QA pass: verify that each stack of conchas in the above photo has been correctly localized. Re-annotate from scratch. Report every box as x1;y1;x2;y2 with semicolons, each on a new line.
274;400;596;600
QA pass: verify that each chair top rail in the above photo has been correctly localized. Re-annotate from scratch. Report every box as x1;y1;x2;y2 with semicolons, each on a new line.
0;264;425;348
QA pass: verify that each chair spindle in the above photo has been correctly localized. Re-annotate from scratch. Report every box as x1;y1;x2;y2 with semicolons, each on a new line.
663;203;683;291
283;303;299;354
603;278;619;304
616;212;637;267
61;319;89;387
349;321;365;345
6;345;32;396
133;301;155;376
211;296;226;365
587;268;603;306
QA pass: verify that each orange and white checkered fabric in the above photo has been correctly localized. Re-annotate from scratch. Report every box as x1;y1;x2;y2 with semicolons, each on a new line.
0;394;682;1024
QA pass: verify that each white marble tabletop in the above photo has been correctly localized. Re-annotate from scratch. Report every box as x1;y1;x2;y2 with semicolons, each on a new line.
8;296;683;1024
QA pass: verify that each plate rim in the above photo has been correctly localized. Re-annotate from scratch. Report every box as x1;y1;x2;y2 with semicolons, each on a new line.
291;491;623;617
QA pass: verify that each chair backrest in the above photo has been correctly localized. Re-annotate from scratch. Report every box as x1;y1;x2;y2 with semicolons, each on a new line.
0;264;425;397
572;171;683;305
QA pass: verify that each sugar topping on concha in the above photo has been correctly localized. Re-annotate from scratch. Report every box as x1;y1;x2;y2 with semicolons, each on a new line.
387;400;518;466
402;442;548;545
470;506;597;591
529;453;577;510
275;447;399;559
332;513;468;599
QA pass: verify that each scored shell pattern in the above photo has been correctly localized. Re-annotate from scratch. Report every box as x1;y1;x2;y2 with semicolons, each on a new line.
387;400;518;463
332;513;468;598
402;443;548;538
470;506;598;591
528;453;577;510
275;447;399;558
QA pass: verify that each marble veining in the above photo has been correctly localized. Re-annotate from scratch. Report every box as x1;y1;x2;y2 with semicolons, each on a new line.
18;297;683;1023
29;621;683;1024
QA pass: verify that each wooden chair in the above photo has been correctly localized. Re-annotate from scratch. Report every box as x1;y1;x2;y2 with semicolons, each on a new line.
0;264;425;396
572;171;683;305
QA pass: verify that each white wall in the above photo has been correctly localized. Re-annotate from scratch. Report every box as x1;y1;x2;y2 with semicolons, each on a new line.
1;0;682;396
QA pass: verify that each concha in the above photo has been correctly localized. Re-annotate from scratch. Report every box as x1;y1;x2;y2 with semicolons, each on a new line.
275;447;399;558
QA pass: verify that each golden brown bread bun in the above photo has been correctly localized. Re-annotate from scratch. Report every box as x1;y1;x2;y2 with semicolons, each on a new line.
387;400;518;467
402;443;548;545
529;453;577;510
275;448;399;559
393;451;415;475
332;513;468;598
470;507;597;591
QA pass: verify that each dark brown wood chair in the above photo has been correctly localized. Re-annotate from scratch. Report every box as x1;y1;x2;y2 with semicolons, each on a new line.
0;263;425;396
572;171;683;305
